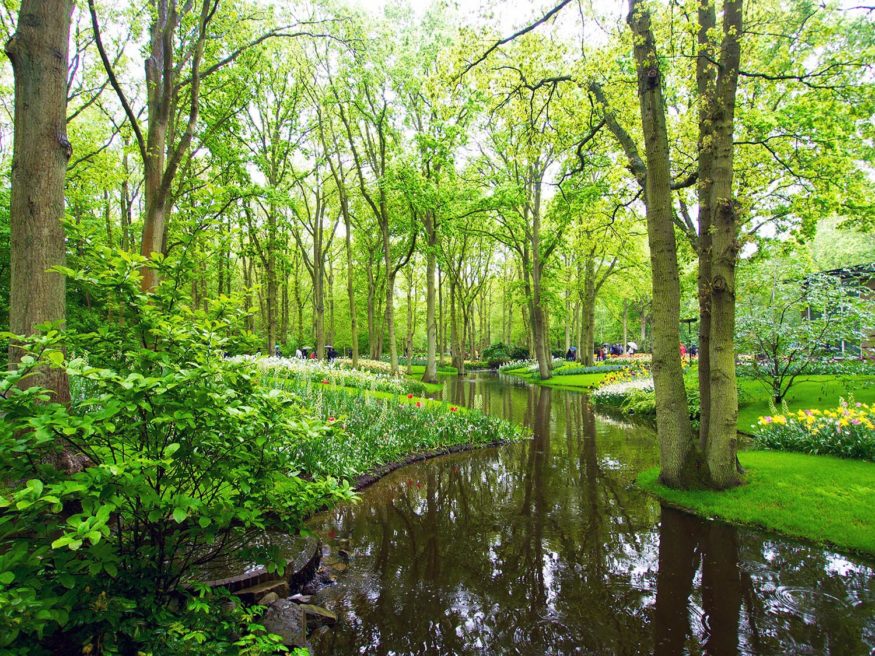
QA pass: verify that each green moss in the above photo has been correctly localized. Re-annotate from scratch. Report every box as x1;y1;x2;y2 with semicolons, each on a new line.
637;451;875;555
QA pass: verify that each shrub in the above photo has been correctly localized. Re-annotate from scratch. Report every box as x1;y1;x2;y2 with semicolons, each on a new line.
755;400;875;460
0;255;351;654
482;342;511;368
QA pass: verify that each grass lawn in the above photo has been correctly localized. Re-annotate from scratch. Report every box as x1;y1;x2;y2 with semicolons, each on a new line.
503;367;610;390
638;450;875;556
735;374;875;434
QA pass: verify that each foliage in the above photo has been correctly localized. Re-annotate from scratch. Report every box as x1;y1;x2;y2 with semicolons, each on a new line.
267;379;529;482
736;261;874;403
0;255;351;654
482;342;513;368
737;357;875;378
755;400;875;461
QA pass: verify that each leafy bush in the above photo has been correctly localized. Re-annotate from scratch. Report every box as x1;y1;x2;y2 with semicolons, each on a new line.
482;342;510;363
0;255;351;654
755;400;875;460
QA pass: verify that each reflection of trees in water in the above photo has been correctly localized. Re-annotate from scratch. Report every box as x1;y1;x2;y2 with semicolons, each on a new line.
314;377;875;655
654;505;875;656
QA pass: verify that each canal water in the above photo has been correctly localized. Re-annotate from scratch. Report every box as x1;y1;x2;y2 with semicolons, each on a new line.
305;373;874;655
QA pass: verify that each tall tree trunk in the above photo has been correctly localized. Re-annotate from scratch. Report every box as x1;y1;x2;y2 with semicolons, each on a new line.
343;202;359;365
703;0;743;488
695;0;717;453
622;299;629;353
422;210;438;383
327;251;335;346
405;270;415;376
581;261;596;367
438;266;445;366
6;0;73;405
450;280;464;375
629;0;703;488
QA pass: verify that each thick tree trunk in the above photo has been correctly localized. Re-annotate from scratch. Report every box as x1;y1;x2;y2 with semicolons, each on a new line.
581;266;596;367
704;0;743;489
405;270;414;376
450;280;464;375
327;255;335;346
695;0;717;453
629;0;703;488
422;211;438;383
343;204;359;365
437;267;445;366
6;0;73;405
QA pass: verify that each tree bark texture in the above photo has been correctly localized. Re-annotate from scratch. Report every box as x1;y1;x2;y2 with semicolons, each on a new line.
629;0;703;488
6;0;74;404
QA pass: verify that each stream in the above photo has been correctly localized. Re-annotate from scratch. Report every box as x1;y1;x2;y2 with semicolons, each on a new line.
307;373;872;654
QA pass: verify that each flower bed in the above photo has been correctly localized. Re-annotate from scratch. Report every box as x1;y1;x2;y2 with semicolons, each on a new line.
277;384;529;480
553;363;628;376
233;355;427;395
590;378;655;407
755;400;875;461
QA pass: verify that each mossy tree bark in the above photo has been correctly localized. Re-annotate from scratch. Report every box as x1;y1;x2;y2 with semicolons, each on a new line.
702;0;743;489
628;0;704;488
6;0;74;404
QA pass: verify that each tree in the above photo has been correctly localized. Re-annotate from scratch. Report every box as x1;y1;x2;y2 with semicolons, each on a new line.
5;0;74;405
737;259;874;404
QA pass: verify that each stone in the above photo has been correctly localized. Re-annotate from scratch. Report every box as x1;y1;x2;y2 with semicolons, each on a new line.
289;594;313;604
235;579;289;605
259;592;280;605
298;603;338;631
260;599;307;647
288;541;322;593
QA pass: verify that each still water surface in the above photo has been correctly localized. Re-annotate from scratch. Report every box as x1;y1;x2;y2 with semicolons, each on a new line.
306;373;873;655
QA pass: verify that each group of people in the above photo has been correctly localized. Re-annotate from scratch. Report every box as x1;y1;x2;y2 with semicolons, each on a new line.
275;344;339;361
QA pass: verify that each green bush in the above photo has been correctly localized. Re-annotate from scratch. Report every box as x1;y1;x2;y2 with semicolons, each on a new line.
0;254;351;654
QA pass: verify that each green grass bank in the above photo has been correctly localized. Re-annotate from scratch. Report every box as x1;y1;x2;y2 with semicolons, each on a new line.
637;451;875;556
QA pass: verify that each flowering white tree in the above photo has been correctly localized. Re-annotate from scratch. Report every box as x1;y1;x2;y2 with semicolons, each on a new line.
736;264;873;403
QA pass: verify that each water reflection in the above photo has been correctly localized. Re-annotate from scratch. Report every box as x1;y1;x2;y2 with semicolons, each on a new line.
306;374;873;655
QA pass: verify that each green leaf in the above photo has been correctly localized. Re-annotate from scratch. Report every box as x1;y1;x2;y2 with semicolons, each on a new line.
172;507;187;523
0;571;14;585
26;479;44;497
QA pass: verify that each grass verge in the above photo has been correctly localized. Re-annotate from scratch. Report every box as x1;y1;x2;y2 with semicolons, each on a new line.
637;450;875;556
502;367;610;390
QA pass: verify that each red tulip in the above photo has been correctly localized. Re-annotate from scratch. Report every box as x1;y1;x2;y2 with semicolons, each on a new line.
407;393;414;399
450;406;458;412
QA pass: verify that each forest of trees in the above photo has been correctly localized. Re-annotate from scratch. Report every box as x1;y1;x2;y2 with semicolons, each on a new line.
2;1;873;494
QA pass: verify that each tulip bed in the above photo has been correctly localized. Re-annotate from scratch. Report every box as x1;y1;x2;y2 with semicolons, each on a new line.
755;400;875;461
